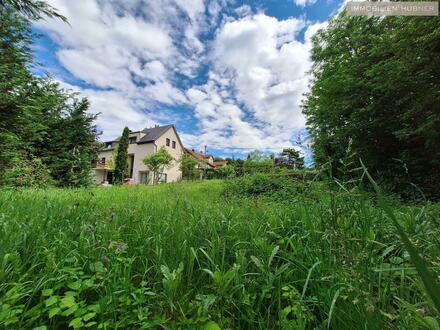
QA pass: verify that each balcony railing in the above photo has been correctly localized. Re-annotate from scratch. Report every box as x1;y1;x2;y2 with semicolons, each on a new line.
91;160;111;169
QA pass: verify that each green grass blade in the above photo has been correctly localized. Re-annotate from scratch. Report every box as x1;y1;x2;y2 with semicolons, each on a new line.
361;160;440;313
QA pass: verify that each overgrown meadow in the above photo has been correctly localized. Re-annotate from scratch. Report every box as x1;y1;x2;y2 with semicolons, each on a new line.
1;178;439;329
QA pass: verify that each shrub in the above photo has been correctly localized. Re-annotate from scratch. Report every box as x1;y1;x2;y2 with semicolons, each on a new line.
223;172;309;201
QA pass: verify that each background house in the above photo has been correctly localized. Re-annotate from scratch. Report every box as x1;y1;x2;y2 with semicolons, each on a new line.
92;125;184;184
184;148;228;170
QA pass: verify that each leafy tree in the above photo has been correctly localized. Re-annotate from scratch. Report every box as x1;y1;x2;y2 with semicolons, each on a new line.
180;154;199;180
215;165;235;179
244;150;274;174
275;148;304;169
113;127;130;184
226;157;244;177
143;147;174;184
247;150;271;163
303;11;440;198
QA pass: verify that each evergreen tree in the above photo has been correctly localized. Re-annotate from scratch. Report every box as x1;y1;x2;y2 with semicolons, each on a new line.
113;127;130;184
0;4;99;187
276;148;304;169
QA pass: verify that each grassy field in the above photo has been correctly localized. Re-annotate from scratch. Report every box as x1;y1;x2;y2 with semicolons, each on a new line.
0;180;439;329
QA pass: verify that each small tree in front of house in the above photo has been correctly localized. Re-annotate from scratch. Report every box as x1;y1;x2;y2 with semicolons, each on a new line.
143;147;174;184
113;127;130;184
180;154;199;180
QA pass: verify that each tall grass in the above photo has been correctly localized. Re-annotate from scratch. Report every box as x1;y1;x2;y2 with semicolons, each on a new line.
0;180;439;329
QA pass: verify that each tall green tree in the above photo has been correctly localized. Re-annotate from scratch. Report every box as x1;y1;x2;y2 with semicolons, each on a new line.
143;147;174;184
303;10;440;198
113;127;130;184
0;4;99;187
275;148;304;169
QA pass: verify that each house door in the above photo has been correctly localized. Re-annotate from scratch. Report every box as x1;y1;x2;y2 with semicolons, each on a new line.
106;171;113;184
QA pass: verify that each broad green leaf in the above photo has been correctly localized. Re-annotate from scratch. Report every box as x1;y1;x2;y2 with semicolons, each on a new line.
82;312;96;321
48;307;60;318
41;289;53;297
45;296;58;308
69;317;84;329
68;281;81;290
204;321;221;330
60;295;76;309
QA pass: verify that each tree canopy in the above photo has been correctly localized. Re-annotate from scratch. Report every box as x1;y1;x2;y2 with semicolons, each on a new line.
303;11;440;198
0;4;99;187
143;147;174;184
180;154;199;180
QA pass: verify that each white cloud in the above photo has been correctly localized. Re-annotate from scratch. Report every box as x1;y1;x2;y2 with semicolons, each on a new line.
184;14;324;153
35;0;206;139
35;0;329;155
292;0;317;7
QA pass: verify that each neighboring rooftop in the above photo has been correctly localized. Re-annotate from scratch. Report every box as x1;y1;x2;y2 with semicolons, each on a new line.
184;148;227;168
185;148;212;161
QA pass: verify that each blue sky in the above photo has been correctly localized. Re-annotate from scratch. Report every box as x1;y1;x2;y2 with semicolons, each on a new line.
33;0;343;161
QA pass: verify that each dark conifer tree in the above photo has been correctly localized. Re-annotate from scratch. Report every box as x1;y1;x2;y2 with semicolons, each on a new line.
113;127;130;184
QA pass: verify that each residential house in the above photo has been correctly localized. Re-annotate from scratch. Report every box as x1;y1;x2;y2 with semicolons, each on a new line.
184;148;228;170
92;125;184;184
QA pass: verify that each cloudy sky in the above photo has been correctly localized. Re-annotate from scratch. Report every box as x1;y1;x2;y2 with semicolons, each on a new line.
33;0;342;159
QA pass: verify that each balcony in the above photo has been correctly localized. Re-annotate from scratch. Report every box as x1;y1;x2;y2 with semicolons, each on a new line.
91;160;111;169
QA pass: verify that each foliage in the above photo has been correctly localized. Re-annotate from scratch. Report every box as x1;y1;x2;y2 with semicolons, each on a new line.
204;165;235;180
113;127;130;184
225;158;245;177
0;0;67;21
214;165;235;179
143;146;174;184
246;150;273;164
1;154;53;187
275;148;304;169
0;6;99;188
0;181;439;328
303;11;440;199
223;172;310;201
180;154;199;180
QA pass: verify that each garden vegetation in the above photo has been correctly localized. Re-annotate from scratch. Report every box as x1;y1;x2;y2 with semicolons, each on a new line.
1;178;439;328
1;1;440;329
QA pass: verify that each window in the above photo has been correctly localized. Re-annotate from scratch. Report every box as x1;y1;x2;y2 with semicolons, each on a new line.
105;142;112;148
140;171;150;184
166;138;170;146
129;137;137;144
172;141;176;149
101;157;106;163
158;173;167;183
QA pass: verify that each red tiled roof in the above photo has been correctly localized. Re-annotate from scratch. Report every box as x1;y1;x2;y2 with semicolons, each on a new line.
184;148;226;168
185;148;207;161
212;161;228;167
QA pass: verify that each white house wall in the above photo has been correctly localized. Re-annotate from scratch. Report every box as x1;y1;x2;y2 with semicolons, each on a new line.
93;127;184;184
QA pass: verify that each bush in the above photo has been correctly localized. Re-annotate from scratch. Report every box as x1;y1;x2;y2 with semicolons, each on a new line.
223;172;309;201
1;155;53;188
